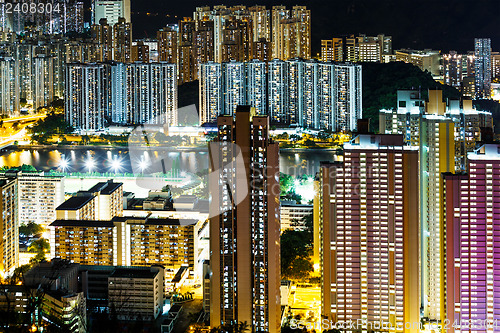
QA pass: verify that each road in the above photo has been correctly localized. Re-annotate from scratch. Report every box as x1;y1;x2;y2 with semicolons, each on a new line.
172;299;203;333
0;128;28;149
2;114;46;123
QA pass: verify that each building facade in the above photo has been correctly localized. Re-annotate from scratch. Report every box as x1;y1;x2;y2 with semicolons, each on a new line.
65;63;110;132
0;176;18;275
209;107;281;332
319;134;419;332
56;180;123;221
49;217;202;274
199;59;362;131
442;144;500;331
379;89;493;172
13;170;64;227
93;0;131;26
474;38;492;99
280;201;312;232
0;57;19;116
108;266;164;321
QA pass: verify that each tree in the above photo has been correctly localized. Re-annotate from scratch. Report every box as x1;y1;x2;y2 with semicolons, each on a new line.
28;111;74;144
281;212;314;280
81;135;91;145
28;239;49;254
280;173;294;195
281;229;312;280
474;99;500;132
20;222;44;238
155;131;169;144
362;62;460;131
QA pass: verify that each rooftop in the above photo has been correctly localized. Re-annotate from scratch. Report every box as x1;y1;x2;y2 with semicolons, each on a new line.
110;267;159;279
50;216;198;227
56;195;94;210
50;219;115;227
87;180;123;195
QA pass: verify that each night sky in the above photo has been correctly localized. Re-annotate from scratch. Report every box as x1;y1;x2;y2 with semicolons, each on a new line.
94;0;500;55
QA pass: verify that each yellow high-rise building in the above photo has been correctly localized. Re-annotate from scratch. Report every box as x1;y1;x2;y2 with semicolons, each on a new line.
0;176;18;276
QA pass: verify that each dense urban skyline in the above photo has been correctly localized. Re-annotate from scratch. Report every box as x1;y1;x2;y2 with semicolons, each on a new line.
1;0;500;332
125;0;500;54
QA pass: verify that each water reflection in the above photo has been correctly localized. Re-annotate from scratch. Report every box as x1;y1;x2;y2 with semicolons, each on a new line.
0;147;338;176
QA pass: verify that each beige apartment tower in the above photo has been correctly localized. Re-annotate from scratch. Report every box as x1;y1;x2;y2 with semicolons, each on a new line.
319;134;419;333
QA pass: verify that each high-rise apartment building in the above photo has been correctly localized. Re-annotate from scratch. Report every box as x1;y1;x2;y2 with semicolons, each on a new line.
443;51;465;88
419;94;455;320
321;38;343;62
32;55;54;110
379;89;493;172
379;90;462;320
0;57;19;116
335;63;363;131
321;34;392;63
272;6;310;60
442;144;500;330
474;38;492;99
267;59;288;124
65;63;110;132
199;61;223;124
68;61;177;130
131;41;150;62
249;5;270;42
199;59;362;130
221;17;253;62
224;60;246;116
91;18;113;61
0;176;18;275
93;0;130;26
178;43;195;84
492;51;500;78
0;170;65;227
209;107;280;332
252;38;271;62
157;27;178;64
113;17;132;63
123;62;178;125
195;19;215;69
271;5;288;60
287;58;303;127
246;59;267;115
319;134;419;332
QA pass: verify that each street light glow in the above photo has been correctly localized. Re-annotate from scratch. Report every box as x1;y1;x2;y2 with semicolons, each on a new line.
139;159;149;172
110;157;122;173
59;157;69;172
85;158;95;172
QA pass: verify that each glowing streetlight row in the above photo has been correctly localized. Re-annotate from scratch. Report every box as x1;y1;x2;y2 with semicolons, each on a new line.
58;155;125;173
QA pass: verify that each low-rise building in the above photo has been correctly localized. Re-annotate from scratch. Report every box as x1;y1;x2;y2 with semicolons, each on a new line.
41;290;86;333
50;216;203;279
56;180;123;221
280;201;312;232
395;49;441;78
108;266;165;321
0;169;65;227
